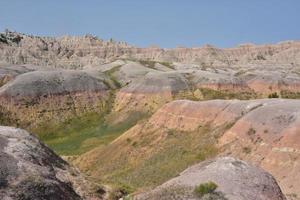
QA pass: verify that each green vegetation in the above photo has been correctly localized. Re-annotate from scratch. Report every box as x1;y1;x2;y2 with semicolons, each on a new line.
198;88;256;100
36;111;147;155
0;34;8;44
247;127;256;136
139;60;175;70
109;183;135;200
104;65;122;88
0;105;19;126
174;88;257;102
268;92;279;98
94;124;223;191
194;181;218;197
255;54;266;60
242;146;251;154
286;193;298;199
280;90;300;99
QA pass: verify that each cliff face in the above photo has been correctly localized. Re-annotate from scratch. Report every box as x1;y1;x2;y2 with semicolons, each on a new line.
1;31;300;68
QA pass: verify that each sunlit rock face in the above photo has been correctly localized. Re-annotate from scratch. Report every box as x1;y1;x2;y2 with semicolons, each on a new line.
218;99;300;198
1;31;300;68
75;99;299;199
0;70;110;129
114;71;190;113
142;98;300;197
135;157;286;200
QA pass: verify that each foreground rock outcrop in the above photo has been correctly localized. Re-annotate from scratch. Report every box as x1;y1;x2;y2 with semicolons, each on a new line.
135;157;286;200
0;126;106;200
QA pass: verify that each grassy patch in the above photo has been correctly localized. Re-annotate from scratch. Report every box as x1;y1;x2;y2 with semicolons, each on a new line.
37;111;147;155
139;60;174;70
242;146;251;154
104;65;122;88
93;125;220;191
0;105;20;126
174;87;257;101
280;90;300;99
199;88;256;100
194;181;218;197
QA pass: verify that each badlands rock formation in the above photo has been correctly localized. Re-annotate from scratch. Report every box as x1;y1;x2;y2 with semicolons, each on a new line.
1;30;300;68
76;99;300;199
135;157;286;200
1;31;300;129
1;30;300;199
0;126;106;200
0;69;110;129
114;70;190;113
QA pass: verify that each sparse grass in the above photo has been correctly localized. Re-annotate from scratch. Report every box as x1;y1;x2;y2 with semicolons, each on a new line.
242;146;251;154
37;111;147;155
139;60;175;70
199;88;256;100
109;183;134;200
280;90;300;99
104;65;122;88
139;60;156;69
92;125;220;191
195;145;218;160
0;105;19;126
286;193;298;199
194;181;218;197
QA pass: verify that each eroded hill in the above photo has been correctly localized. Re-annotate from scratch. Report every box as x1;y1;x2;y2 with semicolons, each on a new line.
1;31;300;199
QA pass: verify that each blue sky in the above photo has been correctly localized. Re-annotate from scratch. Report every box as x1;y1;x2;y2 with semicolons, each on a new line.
0;0;299;48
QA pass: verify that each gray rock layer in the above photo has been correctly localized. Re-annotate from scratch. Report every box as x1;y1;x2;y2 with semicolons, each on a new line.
0;126;105;200
135;157;286;200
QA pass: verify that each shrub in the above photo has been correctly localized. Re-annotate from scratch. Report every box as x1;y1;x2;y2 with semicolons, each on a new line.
280;90;300;99
126;138;132;143
247;127;256;136
243;146;251;154
268;92;279;98
256;54;266;60
132;141;138;147
194;181;218;197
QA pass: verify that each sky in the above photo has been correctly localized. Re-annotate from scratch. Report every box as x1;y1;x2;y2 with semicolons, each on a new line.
0;0;300;48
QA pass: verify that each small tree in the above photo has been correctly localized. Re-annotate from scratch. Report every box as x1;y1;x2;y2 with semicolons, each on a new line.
194;181;218;197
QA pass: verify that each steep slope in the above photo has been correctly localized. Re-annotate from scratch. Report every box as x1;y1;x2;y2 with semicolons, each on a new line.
135;157;286;200
75;99;263;190
0;70;110;130
0;126;106;200
75;99;300;199
0;64;37;87
218;99;300;199
1;31;300;68
0;30;133;68
114;71;190;113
